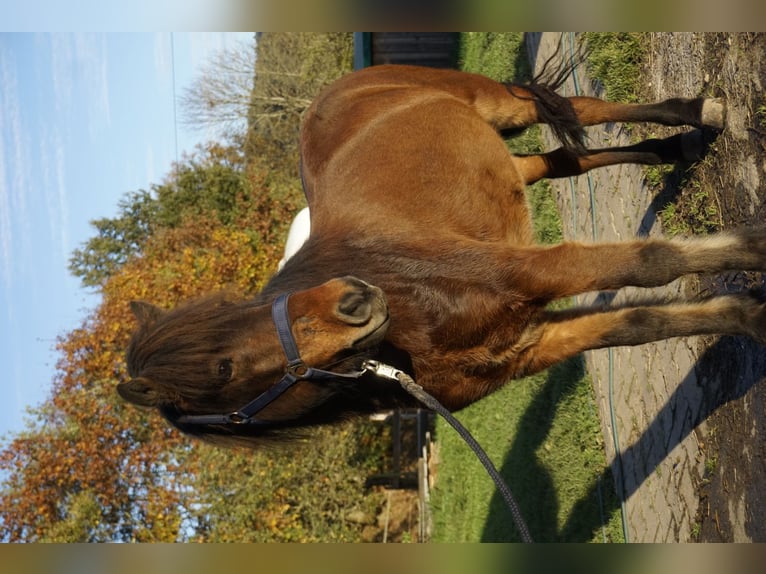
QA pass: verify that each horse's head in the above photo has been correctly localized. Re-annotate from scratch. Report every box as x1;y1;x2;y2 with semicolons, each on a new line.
118;276;390;445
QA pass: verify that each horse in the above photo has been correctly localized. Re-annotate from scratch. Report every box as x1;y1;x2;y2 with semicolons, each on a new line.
119;64;766;447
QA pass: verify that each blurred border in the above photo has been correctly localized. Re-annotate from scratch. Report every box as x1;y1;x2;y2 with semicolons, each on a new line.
4;543;766;574
1;0;765;31
3;0;766;567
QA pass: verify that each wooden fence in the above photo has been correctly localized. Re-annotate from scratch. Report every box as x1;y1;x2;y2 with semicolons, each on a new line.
354;32;459;70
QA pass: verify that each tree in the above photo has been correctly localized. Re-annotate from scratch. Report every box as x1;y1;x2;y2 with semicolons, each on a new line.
68;189;158;288
1;207;388;540
181;423;389;542
2;141;288;541
1;205;274;541
0;143;377;542
179;36;258;141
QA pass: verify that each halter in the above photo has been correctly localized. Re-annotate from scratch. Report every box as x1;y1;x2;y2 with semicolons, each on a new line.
175;293;367;426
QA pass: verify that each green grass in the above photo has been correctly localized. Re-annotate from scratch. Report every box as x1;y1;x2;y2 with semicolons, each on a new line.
582;33;645;103
659;187;720;237
459;32;532;82
428;33;624;543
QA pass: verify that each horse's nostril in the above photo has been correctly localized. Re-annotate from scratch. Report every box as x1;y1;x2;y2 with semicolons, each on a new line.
337;290;373;324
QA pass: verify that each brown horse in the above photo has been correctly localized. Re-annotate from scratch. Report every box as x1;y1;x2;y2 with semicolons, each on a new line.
120;64;766;447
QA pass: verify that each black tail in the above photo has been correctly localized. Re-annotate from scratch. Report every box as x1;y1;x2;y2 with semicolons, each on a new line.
507;34;590;156
524;83;587;155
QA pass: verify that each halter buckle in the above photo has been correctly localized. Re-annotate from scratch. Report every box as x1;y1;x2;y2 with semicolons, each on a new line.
228;411;251;424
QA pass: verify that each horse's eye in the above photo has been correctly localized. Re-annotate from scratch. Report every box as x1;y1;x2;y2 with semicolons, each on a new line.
217;359;233;382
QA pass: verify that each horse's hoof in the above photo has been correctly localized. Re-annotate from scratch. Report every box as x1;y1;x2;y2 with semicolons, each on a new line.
701;98;726;129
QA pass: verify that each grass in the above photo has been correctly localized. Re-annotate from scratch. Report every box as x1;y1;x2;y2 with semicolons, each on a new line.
659;187;720;237
428;33;624;543
430;357;624;542
582;33;645;103
656;146;723;237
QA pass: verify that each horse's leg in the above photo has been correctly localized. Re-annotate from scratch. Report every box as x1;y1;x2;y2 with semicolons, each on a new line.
512;294;766;377
328;67;723;147
350;66;725;128
567;95;725;130
504;85;725;129
499;228;766;299
500;84;724;152
515;131;707;184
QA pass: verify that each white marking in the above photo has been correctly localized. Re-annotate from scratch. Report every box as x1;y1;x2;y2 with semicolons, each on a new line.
278;207;311;271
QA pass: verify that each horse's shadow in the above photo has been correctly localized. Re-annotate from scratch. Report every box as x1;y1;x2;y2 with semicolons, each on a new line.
480;335;765;542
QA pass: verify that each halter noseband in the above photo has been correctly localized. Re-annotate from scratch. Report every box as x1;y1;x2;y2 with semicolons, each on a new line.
175;293;367;426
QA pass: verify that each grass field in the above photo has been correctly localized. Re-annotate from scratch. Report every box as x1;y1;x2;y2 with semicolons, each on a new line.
427;33;625;543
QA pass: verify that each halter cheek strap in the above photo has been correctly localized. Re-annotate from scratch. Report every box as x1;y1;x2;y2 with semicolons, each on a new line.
175;293;366;426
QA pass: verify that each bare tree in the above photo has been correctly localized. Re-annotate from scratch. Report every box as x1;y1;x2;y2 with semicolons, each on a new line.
180;33;354;193
179;36;261;140
180;34;349;142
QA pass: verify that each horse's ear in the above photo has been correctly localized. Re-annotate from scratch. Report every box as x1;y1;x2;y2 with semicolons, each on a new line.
117;377;163;407
130;301;163;326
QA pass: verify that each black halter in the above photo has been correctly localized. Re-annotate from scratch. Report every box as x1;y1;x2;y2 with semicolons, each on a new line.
175;293;366;426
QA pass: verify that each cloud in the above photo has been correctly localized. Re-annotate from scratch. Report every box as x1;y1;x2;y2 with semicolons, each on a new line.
51;128;70;255
42;33;115;257
50;33;111;138
153;32;172;86
0;43;29;293
71;33;112;137
49;33;74;119
77;33;111;133
145;142;156;186
0;145;10;293
31;128;69;267
0;103;10;292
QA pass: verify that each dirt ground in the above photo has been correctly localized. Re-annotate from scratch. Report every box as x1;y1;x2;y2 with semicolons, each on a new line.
641;33;766;542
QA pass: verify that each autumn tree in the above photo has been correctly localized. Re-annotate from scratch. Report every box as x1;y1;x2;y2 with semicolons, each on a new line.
244;33;353;187
0;202;388;540
1;165;268;542
177;33;354;209
181;422;390;542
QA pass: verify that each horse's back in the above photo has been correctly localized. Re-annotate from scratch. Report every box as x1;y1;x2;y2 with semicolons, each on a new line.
299;65;534;246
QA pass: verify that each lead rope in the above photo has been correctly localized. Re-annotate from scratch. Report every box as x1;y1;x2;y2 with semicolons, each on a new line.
364;360;534;543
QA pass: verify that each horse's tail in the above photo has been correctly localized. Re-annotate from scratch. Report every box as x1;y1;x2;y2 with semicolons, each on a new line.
507;35;590;156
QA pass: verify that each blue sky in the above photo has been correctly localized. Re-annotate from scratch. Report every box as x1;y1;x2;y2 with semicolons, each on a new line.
0;32;253;441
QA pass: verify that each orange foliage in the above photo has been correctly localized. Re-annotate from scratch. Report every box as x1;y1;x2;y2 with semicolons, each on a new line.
0;152;298;542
